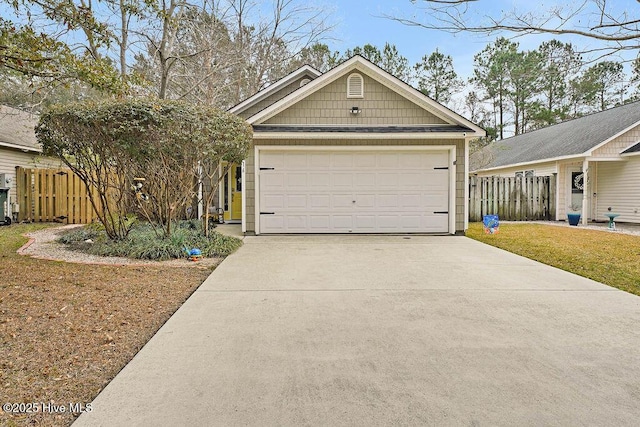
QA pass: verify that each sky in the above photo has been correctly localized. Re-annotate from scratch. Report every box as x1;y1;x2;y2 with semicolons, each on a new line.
323;0;637;82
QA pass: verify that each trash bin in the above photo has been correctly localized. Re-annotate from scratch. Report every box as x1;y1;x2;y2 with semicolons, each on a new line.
0;187;10;225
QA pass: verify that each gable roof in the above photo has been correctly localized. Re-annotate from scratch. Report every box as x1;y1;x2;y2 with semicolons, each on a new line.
474;101;640;171
621;141;640;156
0;105;41;153
229;65;321;116
245;55;485;137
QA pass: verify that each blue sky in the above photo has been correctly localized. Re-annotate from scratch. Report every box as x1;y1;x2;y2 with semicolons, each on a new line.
324;0;637;82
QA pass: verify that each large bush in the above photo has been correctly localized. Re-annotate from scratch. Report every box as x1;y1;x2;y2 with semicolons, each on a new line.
36;99;252;239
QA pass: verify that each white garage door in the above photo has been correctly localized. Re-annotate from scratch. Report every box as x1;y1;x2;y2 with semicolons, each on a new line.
258;149;451;233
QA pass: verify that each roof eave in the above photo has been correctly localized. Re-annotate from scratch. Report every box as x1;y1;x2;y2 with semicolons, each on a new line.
229;65;321;115
253;131;474;140
0;140;41;153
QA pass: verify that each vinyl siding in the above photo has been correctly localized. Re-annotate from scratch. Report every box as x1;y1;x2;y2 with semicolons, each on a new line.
0;147;63;212
595;156;640;223
246;138;465;233
263;74;447;126
474;161;558;178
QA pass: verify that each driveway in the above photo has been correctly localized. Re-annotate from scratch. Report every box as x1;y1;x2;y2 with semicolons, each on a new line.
74;236;640;426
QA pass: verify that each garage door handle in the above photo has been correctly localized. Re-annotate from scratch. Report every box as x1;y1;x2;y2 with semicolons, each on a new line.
260;167;275;170
433;211;448;214
434;167;449;170
260;212;275;215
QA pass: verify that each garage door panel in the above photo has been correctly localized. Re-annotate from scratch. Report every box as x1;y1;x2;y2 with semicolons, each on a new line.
258;150;451;233
287;195;307;208
333;194;354;208
310;194;331;208
333;215;353;228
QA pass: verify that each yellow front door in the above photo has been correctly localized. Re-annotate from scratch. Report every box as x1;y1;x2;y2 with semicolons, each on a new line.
222;163;243;221
230;164;242;220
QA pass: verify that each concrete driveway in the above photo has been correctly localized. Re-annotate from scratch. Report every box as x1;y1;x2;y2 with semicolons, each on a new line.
74;236;640;426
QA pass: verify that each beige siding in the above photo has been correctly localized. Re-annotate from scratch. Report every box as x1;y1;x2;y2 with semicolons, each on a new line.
595;156;640;223
0;147;63;212
239;76;315;120
263;74;447;126
592;124;640;157
245;139;465;234
475;161;558;178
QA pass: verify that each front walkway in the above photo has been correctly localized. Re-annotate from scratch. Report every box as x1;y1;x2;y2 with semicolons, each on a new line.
74;235;640;426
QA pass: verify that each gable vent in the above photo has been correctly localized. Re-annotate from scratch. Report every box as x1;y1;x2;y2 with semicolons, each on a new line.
300;78;311;87
347;73;364;98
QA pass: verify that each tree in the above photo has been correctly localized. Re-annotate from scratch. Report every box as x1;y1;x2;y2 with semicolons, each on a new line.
342;43;411;80
0;13;123;93
390;1;640;56
36;99;252;239
507;49;542;135
293;43;341;72
472;37;518;140
578;61;625;111
414;48;462;105
534;40;582;127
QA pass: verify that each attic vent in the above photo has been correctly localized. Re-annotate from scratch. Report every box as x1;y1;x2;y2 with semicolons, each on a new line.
347;73;364;98
300;78;311;87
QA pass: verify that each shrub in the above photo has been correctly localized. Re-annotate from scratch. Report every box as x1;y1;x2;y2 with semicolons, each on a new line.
58;221;242;260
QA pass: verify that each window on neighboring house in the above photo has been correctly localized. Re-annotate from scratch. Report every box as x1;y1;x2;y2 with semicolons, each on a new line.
347;73;364;98
515;170;534;179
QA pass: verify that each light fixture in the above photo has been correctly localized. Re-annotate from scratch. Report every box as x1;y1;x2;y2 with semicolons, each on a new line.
350;106;361;115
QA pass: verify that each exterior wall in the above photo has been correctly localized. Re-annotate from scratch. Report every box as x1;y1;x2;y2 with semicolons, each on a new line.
245;138;466;234
592;124;640;158
474;161;558;178
239;76;315;120
595;156;640;223
0;147;63;215
264;74;447;126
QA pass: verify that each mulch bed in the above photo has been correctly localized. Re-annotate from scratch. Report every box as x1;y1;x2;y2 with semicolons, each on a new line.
0;225;214;426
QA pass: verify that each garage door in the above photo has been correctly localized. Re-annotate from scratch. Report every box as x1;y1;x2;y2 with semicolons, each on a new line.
258;149;451;233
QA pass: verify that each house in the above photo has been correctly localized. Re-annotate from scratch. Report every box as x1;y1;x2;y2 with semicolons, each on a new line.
0;105;63;220
224;55;485;235
471;102;640;224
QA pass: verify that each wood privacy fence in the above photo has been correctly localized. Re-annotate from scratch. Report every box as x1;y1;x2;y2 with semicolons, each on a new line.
16;167;100;224
469;175;556;222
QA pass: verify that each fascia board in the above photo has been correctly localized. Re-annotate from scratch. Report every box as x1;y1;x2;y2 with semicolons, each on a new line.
229;65;321;115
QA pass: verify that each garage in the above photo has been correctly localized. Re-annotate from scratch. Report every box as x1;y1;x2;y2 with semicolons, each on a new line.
256;148;453;234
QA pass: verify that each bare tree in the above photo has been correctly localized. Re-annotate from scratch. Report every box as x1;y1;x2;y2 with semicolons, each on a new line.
388;1;640;56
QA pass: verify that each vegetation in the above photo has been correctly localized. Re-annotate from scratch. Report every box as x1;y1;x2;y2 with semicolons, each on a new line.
467;222;640;296
0;223;212;426
36;98;252;239
58;221;243;260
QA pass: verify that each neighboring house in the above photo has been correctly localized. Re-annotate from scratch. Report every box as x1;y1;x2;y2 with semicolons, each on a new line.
227;55;485;235
471;101;640;224
0;105;62;219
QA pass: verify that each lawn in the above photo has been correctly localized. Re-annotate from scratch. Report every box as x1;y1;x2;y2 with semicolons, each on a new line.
467;222;640;296
0;223;213;427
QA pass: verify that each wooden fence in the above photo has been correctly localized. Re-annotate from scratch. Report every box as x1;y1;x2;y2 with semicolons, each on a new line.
15;167;100;224
469;175;556;222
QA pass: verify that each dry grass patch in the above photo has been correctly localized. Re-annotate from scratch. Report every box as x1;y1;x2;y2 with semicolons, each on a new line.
467;222;640;296
0;223;213;426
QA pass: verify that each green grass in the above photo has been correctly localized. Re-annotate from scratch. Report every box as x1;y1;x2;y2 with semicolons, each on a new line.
58;220;243;260
0;222;56;255
466;222;640;296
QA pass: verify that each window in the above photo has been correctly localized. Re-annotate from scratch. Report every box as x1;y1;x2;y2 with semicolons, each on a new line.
347;73;364;98
515;170;534;178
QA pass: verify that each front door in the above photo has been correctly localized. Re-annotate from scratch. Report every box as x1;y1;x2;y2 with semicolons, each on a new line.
223;163;242;222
